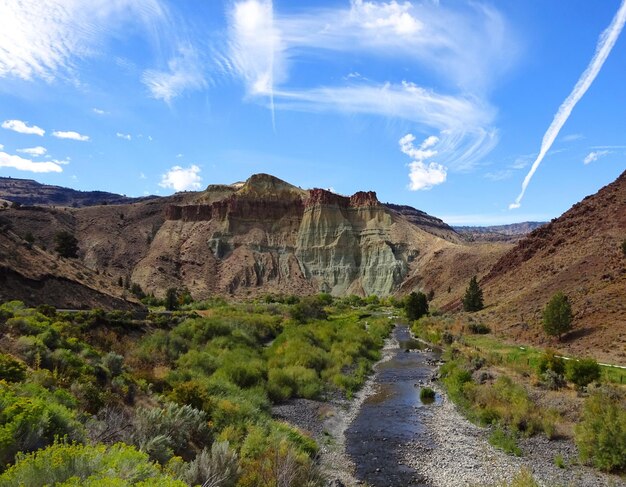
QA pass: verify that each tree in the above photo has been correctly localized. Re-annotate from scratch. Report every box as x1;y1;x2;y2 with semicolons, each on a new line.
462;276;483;312
543;292;573;340
165;288;178;311
405;291;428;321
53;231;78;258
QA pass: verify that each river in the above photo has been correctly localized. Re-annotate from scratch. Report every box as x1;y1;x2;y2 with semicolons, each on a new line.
345;325;441;487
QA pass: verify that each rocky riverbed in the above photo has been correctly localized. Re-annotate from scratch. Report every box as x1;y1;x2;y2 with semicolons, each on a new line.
273;324;625;487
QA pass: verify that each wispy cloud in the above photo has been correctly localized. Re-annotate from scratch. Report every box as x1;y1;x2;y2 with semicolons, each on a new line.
583;150;610;164
221;0;507;172
93;108;108;115
561;133;584;142
159;165;202;191
2;119;45;136
116;132;132;141
399;133;447;190
0;151;62;173
0;0;168;82
510;0;626;209
142;46;207;103
16;146;47;156
52;130;89;141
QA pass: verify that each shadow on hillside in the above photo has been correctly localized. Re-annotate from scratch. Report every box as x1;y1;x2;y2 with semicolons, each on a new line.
562;326;595;342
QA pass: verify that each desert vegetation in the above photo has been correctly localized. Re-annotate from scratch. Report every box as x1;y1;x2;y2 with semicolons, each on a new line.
408;313;626;473
0;296;393;485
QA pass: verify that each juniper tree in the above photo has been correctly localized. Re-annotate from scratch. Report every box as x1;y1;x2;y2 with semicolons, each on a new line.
462;276;483;312
543;292;573;340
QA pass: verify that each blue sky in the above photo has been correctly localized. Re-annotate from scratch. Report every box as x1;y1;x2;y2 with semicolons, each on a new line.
0;0;625;225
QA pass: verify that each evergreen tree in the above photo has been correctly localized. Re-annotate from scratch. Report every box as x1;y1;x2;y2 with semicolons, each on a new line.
405;291;429;321
462;276;484;312
165;288;178;311
53;231;79;258
543;292;573;340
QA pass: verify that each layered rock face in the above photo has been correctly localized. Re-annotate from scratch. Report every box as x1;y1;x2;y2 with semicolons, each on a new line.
133;174;437;298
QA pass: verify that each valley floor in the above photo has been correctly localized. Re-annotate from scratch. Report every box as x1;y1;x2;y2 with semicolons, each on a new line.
274;324;626;487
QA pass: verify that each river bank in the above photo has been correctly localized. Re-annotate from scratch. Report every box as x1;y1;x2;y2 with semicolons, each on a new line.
273;324;624;486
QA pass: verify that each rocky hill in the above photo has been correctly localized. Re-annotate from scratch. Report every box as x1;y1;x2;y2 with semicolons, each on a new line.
458;170;626;363
0;177;154;207
1;174;500;304
454;222;546;242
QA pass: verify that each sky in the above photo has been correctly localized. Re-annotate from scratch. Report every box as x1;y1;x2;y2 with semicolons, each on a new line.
0;0;625;226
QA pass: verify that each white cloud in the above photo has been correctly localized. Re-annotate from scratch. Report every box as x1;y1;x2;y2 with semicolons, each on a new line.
52;130;89;141
2;119;45;136
0;151;62;173
511;0;626;209
583;150;610;165
0;0;168;81
139;172;147;179
221;1;504;169
93;108;108;115
159;165;202;191
16;146;47;156
561;133;584;142
176;153;183;158
142;47;207;103
400;133;447;190
116;132;132;140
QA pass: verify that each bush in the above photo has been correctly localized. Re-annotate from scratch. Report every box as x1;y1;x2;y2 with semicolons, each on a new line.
537;349;565;376
405;292;428;321
542;292;573;340
462;276;484;312
290;298;327;323
53;231;79;258
566;358;600;388
181;441;241;487
0;354;27;382
420;387;435;403
0;382;85;468
575;388;626;472
489;425;522;456
0;442;185;486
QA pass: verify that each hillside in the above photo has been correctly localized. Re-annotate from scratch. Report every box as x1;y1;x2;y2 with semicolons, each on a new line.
0;173;498;303
454;222;546;242
0;225;139;310
0;177;155;207
463;170;626;364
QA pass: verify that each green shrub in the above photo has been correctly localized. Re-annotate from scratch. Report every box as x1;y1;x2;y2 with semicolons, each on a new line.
0;382;84;469
489;425;522;456
566;358;600;388
575;389;626;472
420;387;436;403
542;292;573;340
290;298;327;323
0;354;27;382
0;442;185;486
537;349;565;376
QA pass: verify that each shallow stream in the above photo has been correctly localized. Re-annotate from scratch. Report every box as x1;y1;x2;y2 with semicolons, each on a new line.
345;325;441;486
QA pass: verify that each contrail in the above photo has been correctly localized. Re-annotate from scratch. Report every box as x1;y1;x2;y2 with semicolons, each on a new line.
510;0;626;209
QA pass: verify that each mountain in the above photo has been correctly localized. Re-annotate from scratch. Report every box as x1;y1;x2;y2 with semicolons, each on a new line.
454;222;546;242
0;173;507;304
0;177;155;207
460;170;626;363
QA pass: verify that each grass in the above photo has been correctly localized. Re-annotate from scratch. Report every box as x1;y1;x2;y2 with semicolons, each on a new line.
488;425;522;456
462;335;626;385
